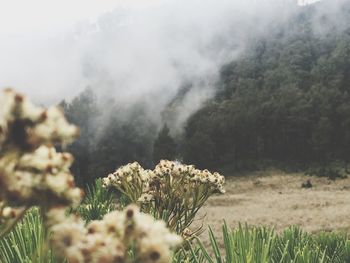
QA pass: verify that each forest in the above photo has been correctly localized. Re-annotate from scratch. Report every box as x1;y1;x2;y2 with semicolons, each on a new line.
60;0;350;185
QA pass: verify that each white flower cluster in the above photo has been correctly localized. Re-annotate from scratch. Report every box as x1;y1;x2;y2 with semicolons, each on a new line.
103;160;225;236
154;160;225;194
0;146;83;207
49;205;182;263
102;162;155;202
0;89;81;214
104;161;146;187
103;160;225;202
0;88;78;150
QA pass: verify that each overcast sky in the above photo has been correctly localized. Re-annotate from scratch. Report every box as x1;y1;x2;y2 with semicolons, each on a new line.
0;0;324;108
0;0;163;34
0;0;321;34
0;0;163;102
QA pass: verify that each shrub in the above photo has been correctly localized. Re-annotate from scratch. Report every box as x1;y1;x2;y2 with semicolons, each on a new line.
306;161;349;180
102;160;225;235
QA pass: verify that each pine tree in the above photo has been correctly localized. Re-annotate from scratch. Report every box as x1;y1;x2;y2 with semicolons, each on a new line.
153;125;176;163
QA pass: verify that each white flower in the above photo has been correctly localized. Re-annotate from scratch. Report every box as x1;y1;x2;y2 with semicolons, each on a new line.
1;207;15;218
138;193;154;203
45;207;68;228
50;221;86;255
49;204;181;263
31;106;79;146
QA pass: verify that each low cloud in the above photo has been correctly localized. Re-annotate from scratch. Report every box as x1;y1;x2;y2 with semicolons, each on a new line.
0;0;345;130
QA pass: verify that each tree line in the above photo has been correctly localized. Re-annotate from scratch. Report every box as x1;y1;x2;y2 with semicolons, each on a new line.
183;2;350;171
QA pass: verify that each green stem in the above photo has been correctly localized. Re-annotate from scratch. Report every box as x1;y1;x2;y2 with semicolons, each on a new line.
0;207;28;239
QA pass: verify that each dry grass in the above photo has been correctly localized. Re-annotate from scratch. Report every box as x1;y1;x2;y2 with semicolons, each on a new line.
195;170;350;245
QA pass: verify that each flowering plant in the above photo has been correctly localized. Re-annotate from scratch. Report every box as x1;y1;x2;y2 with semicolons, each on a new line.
103;160;225;237
49;205;181;263
0;89;182;263
0;88;81;238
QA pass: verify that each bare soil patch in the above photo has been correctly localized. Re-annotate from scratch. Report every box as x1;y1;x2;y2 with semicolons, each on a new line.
195;170;350;244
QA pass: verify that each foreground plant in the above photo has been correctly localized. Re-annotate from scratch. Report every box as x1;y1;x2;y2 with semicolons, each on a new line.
0;208;56;263
193;223;350;263
74;179;115;222
103;160;225;236
49;205;181;263
0;89;182;263
0;88;81;238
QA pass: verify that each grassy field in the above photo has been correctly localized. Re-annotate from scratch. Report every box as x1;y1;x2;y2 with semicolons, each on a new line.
196;170;350;248
1;170;350;262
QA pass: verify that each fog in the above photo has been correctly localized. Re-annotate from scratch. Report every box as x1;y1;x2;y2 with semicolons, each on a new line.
0;0;343;130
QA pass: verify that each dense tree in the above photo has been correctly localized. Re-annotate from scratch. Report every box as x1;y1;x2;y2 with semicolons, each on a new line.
89;117;155;179
183;1;350;171
153;125;177;163
60;87;99;185
62;0;350;179
61;90;157;184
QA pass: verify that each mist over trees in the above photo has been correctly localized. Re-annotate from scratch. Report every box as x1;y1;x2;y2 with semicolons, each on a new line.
61;88;157;185
61;0;350;184
183;1;350;170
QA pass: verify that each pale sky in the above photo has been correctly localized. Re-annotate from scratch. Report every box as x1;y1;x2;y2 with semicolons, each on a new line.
0;0;326;105
0;0;322;35
298;0;322;5
0;0;163;34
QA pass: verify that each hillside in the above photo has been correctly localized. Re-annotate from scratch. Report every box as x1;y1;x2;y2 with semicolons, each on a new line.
183;0;350;170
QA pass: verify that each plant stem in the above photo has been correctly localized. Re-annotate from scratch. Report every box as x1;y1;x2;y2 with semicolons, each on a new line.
0;207;28;239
